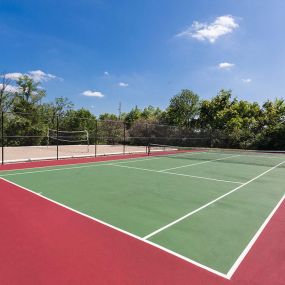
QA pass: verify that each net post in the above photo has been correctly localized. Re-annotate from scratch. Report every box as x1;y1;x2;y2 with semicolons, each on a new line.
56;115;59;160
94;119;98;157
123;122;126;155
1;111;4;165
147;142;151;156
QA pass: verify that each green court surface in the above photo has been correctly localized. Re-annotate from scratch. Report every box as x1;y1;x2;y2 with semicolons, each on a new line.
1;150;285;276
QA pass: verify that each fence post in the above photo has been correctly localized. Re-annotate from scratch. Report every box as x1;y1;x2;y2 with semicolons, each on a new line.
56;115;59;160
123;122;126;155
1;112;4;165
94;119;98;157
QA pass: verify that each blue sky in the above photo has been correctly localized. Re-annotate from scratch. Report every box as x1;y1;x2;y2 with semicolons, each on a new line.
1;0;285;115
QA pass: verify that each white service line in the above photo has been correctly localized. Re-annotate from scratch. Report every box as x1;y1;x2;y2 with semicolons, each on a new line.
112;164;242;185
208;151;285;160
1;177;228;279
143;160;285;240
158;154;241;172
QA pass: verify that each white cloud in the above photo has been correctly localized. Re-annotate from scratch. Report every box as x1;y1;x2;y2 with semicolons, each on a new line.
177;15;239;43
242;78;252;83
218;62;235;70
5;73;23;80
0;84;18;93
118;82;129;87
82;90;104;97
3;70;60;82
28;70;57;82
104;71;109;76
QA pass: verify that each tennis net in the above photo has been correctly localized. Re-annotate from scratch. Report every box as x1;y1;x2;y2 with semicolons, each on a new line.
147;144;285;168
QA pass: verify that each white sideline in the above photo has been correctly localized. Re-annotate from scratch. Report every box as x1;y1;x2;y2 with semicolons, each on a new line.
0;150;221;178
112;164;242;185
0;177;228;279
143;160;285;240
158;154;241;172
0;149;209;175
226;194;285;278
0;155;169;176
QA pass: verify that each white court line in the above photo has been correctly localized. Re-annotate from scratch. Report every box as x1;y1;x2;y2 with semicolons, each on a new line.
0;150;223;178
112;149;208;163
226;194;285;278
1;177;228;279
0;155;164;175
158;154;241;172
112;164;242;185
2;160;284;279
143;160;285;240
208;151;285;160
0;162;115;177
0;150;210;176
0;155;176;177
1;149;282;175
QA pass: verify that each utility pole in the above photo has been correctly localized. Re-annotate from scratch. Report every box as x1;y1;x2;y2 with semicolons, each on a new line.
118;102;122;120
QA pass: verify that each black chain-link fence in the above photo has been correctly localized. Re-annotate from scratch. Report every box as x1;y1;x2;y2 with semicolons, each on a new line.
1;111;284;164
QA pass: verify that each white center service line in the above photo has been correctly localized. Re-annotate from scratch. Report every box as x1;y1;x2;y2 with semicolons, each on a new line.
142;160;285;240
158;154;241;172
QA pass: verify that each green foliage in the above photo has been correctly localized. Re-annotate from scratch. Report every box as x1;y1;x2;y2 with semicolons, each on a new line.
99;113;118;121
60;109;96;132
199;89;235;129
165;89;200;127
0;73;284;150
54;97;74;116
0;75;16;112
141;106;163;121
16;75;46;103
124;106;142;124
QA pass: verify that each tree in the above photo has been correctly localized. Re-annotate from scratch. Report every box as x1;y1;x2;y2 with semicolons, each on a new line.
165;89;200;127
16;75;46;103
99;113;118;121
124;106;142;124
60;109;96;131
0;74;16;112
141;106;163;122
199;89;235;129
256;99;285;149
54;97;74;116
261;99;285;128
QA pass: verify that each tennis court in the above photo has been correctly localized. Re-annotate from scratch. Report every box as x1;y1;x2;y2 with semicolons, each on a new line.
0;147;285;284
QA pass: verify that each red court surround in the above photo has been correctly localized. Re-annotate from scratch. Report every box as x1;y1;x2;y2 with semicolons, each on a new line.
0;157;284;285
